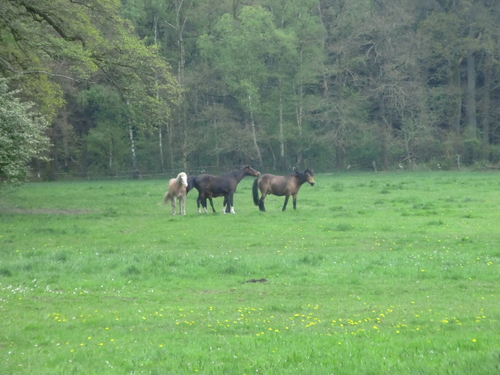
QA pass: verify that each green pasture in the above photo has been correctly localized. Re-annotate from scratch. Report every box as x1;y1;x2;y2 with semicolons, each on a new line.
1;172;499;374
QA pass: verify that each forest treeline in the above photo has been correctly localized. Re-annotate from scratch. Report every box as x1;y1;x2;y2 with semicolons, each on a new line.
2;0;500;180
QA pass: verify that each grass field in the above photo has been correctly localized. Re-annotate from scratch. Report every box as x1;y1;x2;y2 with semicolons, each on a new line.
1;171;499;374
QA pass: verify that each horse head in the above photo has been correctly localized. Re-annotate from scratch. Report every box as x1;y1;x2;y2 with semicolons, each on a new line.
179;172;188;188
244;165;260;176
186;176;196;192
305;169;315;186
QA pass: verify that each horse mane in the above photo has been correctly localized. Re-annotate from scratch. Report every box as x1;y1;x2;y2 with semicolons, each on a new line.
222;165;251;177
288;169;313;184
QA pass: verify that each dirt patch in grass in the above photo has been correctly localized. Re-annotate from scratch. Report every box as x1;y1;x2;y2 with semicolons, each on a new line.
4;207;94;215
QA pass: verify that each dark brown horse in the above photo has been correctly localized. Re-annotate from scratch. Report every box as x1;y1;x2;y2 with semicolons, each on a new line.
252;169;315;212
188;165;260;213
187;175;226;213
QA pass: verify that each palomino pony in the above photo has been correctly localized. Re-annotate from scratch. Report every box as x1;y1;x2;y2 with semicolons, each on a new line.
252;169;315;212
189;165;260;214
163;172;188;215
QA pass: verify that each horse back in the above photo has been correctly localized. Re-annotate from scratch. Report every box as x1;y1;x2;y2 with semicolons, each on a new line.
208;176;234;194
192;174;227;196
259;174;289;196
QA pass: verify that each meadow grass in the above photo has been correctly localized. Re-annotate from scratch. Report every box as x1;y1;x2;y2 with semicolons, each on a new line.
1;171;499;374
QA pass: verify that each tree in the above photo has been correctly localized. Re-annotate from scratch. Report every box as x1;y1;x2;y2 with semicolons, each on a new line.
0;79;50;187
198;6;298;167
1;0;179;178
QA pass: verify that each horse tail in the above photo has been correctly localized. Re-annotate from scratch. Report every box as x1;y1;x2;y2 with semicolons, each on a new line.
163;191;171;204
252;177;260;206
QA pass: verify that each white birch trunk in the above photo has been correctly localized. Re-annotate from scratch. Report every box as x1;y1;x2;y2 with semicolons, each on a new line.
248;94;263;166
279;93;285;158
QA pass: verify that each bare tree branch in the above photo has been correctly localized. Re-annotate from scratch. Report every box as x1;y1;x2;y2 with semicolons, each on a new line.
0;56;83;82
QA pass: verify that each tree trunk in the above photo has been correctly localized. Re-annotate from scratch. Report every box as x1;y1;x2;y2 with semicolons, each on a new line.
153;14;165;173
126;99;139;179
294;49;304;167
80;138;87;178
49;144;57;181
278;91;285;168
175;0;190;171
380;98;389;171
248;94;263;166
381;127;388;171
482;64;491;147
465;52;477;138
158;129;165;172
182;102;188;171
451;59;462;134
294;83;303;168
213;118;220;168
335;142;344;170
128;124;139;178
168;121;174;171
109;138;113;169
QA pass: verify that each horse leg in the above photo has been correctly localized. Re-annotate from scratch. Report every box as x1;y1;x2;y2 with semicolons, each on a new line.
221;196;226;214
225;192;234;214
282;195;290;211
198;193;208;213
258;192;267;212
221;195;227;214
180;196;186;215
196;194;202;213
208;197;216;213
229;193;235;214
171;198;176;215
292;193;298;210
202;196;209;213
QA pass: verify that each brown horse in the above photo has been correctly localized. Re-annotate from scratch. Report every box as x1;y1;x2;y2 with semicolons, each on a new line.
252;169;315;212
163;172;188;215
189;165;260;214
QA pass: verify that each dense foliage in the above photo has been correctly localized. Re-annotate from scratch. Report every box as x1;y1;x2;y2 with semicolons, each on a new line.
0;79;50;186
2;0;500;179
